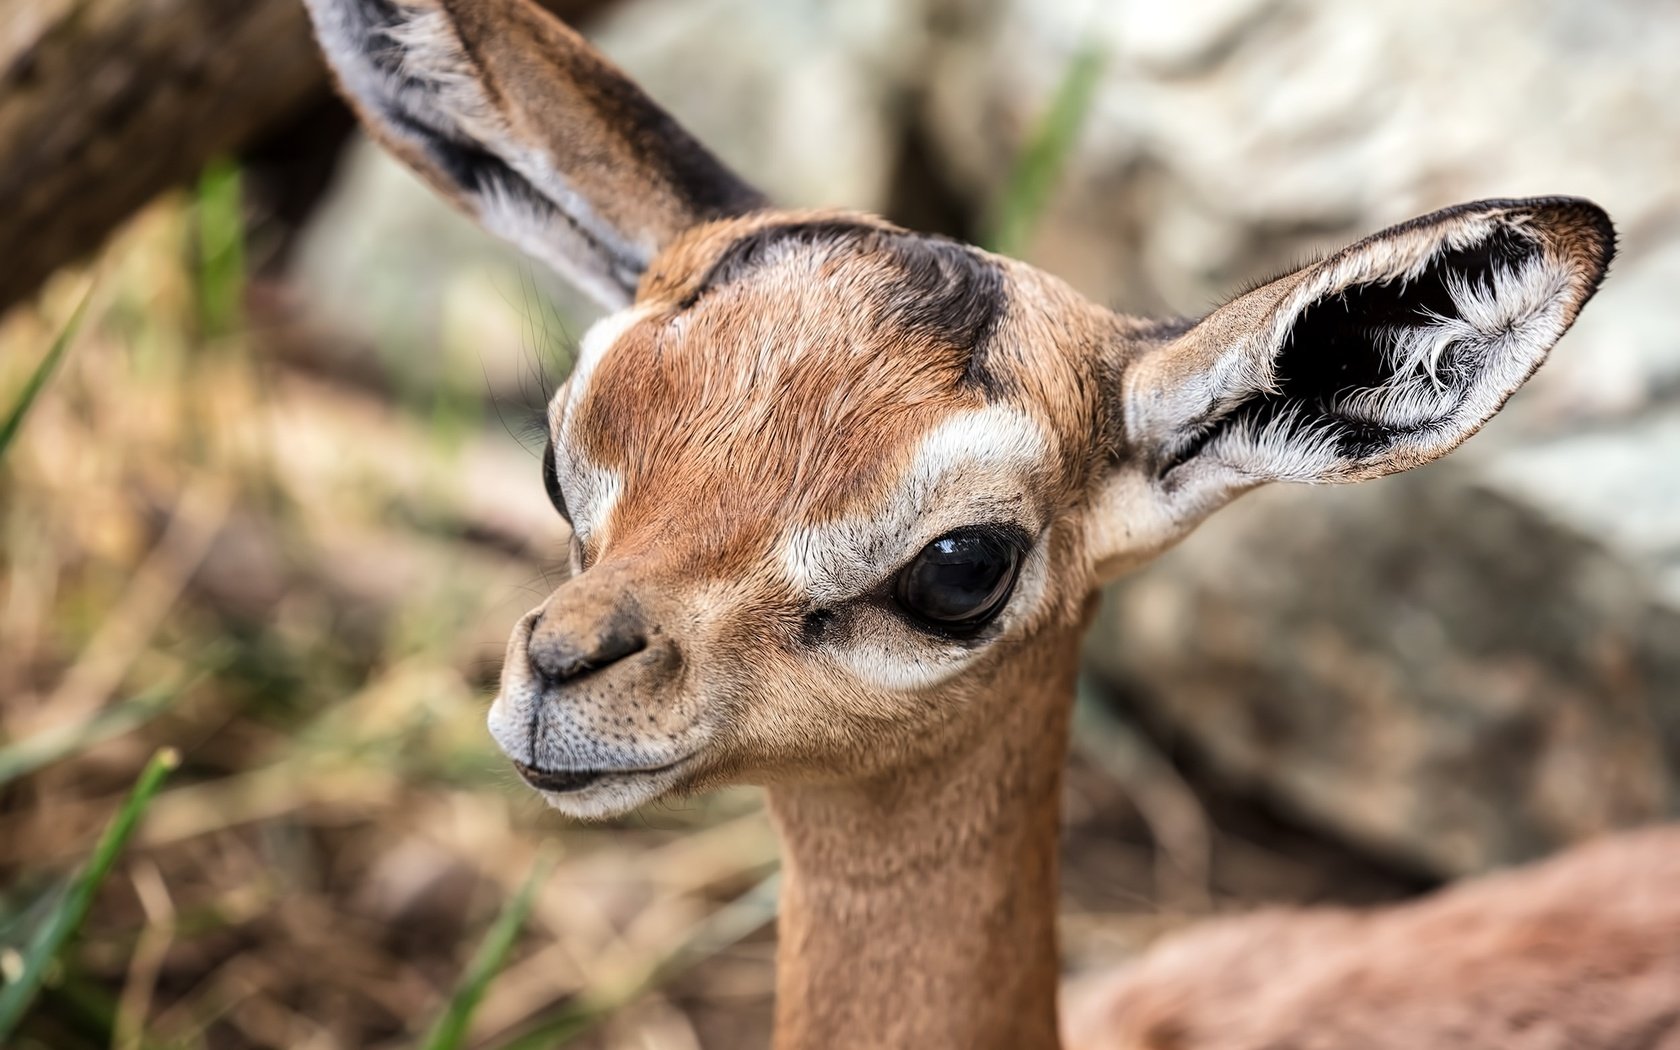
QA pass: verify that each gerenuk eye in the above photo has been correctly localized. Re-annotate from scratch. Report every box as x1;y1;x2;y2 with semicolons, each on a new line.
894;527;1024;632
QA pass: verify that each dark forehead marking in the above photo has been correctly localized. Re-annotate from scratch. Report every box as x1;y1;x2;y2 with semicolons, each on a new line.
681;220;1009;393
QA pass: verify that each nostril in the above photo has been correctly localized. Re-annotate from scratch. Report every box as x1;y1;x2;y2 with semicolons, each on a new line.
527;618;649;685
592;626;647;667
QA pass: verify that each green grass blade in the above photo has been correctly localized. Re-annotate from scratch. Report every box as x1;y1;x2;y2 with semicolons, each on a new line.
194;160;247;342
0;286;92;465
492;871;780;1050
983;43;1106;258
418;848;557;1050
0;748;179;1042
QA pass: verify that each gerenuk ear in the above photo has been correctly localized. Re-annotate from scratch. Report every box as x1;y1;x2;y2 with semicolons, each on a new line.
304;0;767;308
1090;197;1614;576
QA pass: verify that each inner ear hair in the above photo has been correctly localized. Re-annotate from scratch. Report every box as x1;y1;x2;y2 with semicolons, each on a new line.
1149;197;1614;484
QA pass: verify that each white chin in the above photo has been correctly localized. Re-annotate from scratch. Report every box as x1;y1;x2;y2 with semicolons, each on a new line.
531;766;686;820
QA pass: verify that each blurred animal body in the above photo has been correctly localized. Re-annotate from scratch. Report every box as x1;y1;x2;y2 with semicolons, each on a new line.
301;1;1673;1047
1064;824;1680;1050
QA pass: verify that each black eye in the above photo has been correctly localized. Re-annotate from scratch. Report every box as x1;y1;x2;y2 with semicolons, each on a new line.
541;440;571;522
894;527;1025;633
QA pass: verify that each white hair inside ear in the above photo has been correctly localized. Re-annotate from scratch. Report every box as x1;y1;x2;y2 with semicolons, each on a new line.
1091;197;1613;577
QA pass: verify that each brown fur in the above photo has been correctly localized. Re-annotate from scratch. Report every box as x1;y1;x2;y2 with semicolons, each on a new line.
1064;827;1680;1050
436;0;763;230
769;606;1088;1050
511;203;1640;1050
524;220;1110;805
303;0;764;303
581;218;1093;564
301;4;1648;1049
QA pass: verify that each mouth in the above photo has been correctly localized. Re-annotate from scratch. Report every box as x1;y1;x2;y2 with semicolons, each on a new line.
511;756;690;795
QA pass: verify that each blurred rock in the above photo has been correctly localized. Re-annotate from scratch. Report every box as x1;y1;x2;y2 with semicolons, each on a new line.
922;0;1680;349
1087;448;1680;876
592;0;928;213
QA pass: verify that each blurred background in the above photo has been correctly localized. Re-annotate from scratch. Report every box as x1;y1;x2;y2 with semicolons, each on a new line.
2;0;1677;1047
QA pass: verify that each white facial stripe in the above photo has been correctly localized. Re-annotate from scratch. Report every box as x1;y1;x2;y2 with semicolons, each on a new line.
777;406;1055;693
780;406;1052;605
547;307;645;547
564;461;624;548
559;306;647;435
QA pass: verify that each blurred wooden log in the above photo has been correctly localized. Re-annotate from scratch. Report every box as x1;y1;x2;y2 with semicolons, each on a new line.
0;0;619;315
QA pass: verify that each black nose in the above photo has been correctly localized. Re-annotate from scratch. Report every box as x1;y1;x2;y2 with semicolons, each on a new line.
527;606;648;685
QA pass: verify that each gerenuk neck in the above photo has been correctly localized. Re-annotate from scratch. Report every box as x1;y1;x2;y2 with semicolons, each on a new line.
765;630;1082;1050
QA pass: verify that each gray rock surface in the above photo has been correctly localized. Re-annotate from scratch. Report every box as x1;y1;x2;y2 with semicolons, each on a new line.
1086;453;1680;876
